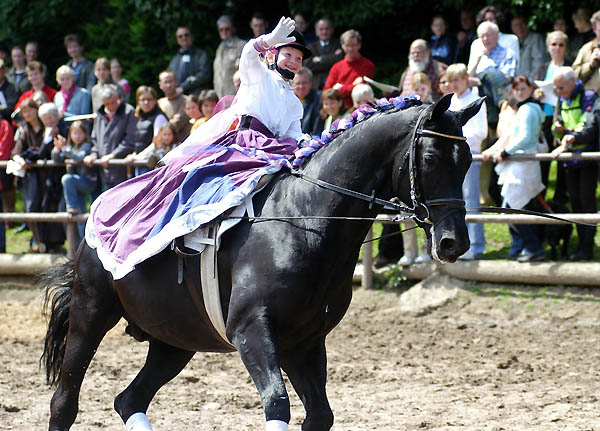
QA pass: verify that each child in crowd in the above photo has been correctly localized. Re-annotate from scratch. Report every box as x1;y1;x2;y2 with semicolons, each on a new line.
110;58;130;101
184;94;203;134
199;89;218;122
133;122;177;170
320;88;345;132
350;83;375;110
146;122;177;168
410;72;433;103
52;120;96;241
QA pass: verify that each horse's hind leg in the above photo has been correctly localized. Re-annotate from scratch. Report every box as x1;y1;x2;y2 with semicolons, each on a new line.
48;255;122;430
114;339;194;429
281;338;333;431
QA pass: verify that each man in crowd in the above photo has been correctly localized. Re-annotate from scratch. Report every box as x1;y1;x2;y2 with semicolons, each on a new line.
25;41;39;64
511;15;548;82
14;61;57;112
64;34;96;91
157;70;190;142
293;67;323;136
304;18;343;89
468;21;516;79
7;46;29;94
249;12;268;38
84;84;137;191
573;10;600;94
550;66;597;260
0;60;18;120
567;8;595;64
399;39;447;101
323;29;374;109
213;15;245;98
168;26;211;95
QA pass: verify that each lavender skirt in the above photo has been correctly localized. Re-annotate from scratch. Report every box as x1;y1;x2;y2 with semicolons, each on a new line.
86;119;297;279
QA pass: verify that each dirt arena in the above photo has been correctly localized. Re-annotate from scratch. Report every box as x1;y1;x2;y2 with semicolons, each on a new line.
1;276;599;430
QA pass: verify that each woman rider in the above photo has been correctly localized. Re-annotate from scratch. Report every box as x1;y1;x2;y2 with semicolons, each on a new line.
86;17;314;280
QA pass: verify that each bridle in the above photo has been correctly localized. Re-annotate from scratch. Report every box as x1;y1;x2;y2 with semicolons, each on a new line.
290;109;468;226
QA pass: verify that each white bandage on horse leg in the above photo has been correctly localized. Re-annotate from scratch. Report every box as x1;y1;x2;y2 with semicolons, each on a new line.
125;412;153;431
265;419;288;431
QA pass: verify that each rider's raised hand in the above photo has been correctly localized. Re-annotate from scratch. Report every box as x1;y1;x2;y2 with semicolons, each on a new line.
264;17;296;47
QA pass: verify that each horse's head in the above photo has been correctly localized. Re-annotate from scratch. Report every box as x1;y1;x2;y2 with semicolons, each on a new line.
392;94;485;263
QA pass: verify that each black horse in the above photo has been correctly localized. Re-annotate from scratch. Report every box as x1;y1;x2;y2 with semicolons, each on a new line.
42;94;484;431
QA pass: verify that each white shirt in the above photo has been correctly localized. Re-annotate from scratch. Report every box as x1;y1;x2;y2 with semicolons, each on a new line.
232;39;303;140
449;88;488;153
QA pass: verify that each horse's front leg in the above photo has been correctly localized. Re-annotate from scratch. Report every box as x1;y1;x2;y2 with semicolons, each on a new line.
281;337;333;431
229;313;290;431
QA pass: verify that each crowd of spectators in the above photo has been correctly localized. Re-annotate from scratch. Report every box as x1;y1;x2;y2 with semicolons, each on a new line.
1;6;600;262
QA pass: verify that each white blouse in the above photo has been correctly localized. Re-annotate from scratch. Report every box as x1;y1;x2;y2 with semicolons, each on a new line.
232;38;303;140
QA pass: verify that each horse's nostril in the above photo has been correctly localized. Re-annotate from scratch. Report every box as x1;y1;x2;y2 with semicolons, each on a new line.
439;237;457;255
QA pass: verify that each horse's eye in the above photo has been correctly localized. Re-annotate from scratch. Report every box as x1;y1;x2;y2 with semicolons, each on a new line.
423;152;440;164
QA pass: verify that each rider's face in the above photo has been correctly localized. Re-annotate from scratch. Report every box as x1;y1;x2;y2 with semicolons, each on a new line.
277;47;303;76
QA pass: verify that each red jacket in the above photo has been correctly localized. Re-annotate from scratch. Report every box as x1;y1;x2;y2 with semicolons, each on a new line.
15;85;58;111
324;55;375;109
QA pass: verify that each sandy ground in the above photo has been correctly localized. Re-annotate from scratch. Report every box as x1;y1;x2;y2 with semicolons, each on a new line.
1;276;600;431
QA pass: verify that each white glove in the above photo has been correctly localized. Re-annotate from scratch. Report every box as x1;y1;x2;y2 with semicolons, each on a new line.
263;17;296;47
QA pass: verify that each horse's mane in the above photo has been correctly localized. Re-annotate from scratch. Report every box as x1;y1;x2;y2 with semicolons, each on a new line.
292;96;423;168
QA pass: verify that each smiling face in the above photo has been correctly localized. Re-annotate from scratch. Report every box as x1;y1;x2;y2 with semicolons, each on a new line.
322;97;343;117
20;105;39;125
276;46;304;76
292;72;311;99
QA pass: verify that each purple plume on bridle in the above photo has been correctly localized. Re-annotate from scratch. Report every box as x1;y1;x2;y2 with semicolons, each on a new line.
292;95;422;168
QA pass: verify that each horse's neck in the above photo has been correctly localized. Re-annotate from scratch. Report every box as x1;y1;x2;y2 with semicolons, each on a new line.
306;111;411;208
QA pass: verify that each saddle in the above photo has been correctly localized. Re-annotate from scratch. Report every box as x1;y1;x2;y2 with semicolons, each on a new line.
172;174;274;348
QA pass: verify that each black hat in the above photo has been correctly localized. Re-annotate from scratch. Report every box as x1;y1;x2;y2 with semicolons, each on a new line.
276;30;312;60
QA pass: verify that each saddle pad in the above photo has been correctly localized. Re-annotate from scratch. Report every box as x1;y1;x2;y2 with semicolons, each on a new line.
185;174;274;347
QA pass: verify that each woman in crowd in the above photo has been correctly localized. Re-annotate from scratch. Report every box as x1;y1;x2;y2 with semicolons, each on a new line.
535;30;569;202
125;85;168;176
320;88;345;132
11;99;65;252
110;58;131;101
482;76;546;262
54;65;92;118
52;120;96;242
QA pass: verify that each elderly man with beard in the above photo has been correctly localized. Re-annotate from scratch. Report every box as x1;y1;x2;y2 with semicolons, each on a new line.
399;39;447;101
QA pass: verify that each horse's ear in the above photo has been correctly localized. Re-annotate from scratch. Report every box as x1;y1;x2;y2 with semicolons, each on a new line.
455;96;486;127
428;93;453;120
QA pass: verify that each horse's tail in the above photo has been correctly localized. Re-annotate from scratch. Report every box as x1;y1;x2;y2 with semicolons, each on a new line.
40;261;74;387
